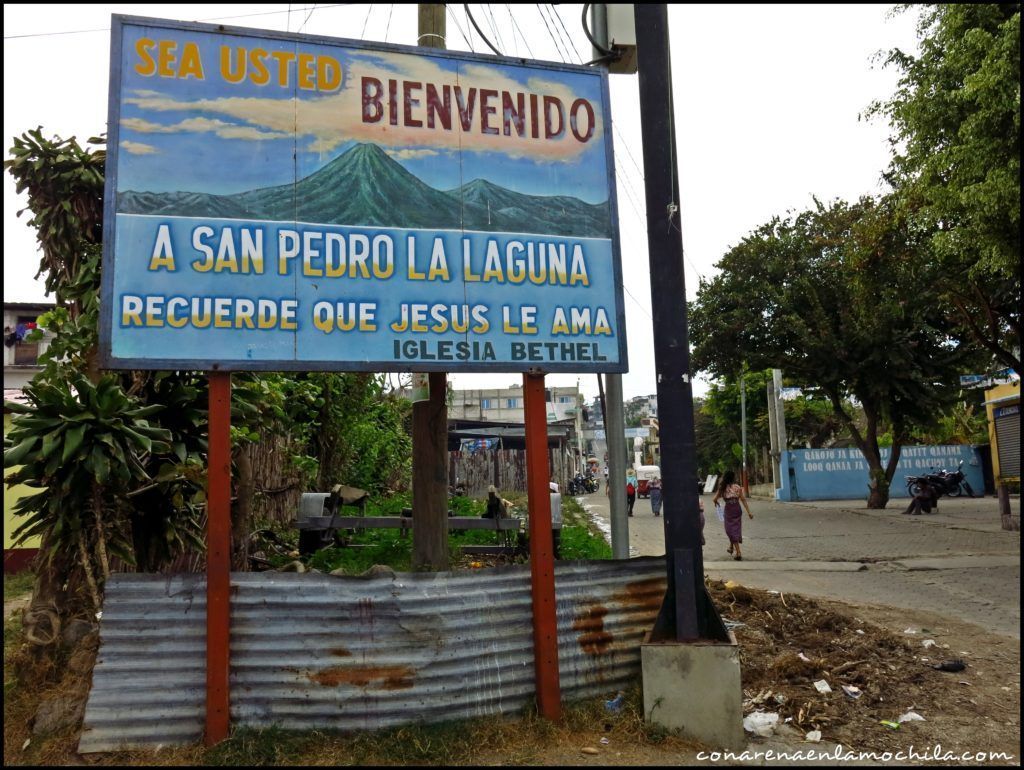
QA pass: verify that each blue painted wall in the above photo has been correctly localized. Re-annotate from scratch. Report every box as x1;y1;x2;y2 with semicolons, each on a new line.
776;445;984;501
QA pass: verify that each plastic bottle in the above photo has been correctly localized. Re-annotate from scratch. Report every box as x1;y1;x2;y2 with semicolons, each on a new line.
604;691;625;713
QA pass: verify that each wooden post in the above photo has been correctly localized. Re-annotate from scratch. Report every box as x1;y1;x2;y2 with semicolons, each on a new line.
412;372;450;570
524;373;561;720
205;371;231;745
410;5;450;571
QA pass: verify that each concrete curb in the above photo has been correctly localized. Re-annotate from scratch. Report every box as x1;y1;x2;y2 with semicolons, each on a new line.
704;560;868;572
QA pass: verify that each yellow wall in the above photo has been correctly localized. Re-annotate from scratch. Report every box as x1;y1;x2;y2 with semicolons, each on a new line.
985;382;1021;482
4;413;42;550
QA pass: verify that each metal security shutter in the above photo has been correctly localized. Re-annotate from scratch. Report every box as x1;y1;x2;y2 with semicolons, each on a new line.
994;405;1020;478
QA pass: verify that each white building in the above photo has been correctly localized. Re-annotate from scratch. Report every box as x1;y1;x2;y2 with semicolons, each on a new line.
4;302;55;391
448;383;582;423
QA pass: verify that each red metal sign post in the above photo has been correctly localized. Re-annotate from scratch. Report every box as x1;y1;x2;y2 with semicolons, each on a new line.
205;371;232;744
523;372;562;719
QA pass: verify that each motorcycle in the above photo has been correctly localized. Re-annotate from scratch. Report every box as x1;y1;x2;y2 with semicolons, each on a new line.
906;460;975;498
567;472;597;496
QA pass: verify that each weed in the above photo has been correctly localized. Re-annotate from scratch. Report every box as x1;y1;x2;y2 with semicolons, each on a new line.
3;570;34;603
204;726;315;766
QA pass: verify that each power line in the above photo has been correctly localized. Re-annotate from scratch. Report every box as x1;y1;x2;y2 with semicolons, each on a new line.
484;4;508;55
383;3;394;43
537;4;570;63
297;3;318;33
506;4;535;59
624;287;653;320
464;4;502;55
360;4;374;39
4;4;352;39
504;4;519;57
446;4;476;52
550;3;583;63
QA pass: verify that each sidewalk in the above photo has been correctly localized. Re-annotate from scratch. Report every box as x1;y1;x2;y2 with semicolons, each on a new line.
576;490;1021;638
748;493;1021;535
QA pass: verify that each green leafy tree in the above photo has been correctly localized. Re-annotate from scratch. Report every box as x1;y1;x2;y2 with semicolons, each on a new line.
695;370;770;479
4;132;216;661
869;3;1020;372
690;196;976;508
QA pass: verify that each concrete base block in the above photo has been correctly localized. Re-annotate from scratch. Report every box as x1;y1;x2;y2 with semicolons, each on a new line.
641;631;744;750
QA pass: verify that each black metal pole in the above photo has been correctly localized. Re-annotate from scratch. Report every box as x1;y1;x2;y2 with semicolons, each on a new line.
634;3;727;642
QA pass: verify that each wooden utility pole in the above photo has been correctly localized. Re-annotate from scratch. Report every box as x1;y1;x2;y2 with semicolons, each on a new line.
411;4;450;571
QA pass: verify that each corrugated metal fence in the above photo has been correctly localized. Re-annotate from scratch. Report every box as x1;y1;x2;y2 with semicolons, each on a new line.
79;557;667;753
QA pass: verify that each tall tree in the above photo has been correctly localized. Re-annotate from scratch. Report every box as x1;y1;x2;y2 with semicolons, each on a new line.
690;196;976;508
869;3;1021;372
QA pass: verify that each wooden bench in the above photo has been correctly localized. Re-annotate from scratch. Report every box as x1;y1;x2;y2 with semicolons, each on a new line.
294;515;522;533
294;514;525;557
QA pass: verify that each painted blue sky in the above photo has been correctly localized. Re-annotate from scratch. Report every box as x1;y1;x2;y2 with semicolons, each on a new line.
115;21;611;203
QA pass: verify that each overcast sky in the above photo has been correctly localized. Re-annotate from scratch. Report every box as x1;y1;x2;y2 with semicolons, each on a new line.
3;3;920;401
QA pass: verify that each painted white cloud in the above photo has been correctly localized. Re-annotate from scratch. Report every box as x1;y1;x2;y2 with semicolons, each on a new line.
122;51;604;161
121;115;290;141
386;148;442;160
120;140;158;155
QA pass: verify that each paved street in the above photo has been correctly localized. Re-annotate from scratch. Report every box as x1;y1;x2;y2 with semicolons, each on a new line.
577;489;1021;638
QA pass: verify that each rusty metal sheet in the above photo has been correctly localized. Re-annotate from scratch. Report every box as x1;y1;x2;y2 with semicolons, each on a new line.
79;557;666;753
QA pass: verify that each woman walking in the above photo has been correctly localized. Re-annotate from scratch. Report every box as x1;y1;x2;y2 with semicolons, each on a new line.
712;471;753;560
649;476;663;517
625;469;638;517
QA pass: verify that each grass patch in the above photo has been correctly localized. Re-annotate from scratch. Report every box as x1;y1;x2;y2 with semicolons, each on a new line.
301;491;612;574
3;570;34;603
93;678;697;766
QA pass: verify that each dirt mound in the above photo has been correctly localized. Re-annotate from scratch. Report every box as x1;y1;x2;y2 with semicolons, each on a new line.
708;578;1019;756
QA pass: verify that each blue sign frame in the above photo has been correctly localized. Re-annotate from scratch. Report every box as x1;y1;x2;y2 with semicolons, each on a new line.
100;15;627;374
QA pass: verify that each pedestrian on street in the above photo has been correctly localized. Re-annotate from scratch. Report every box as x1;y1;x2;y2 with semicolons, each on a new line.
649;476;663;517
712;470;753;560
626;468;637;517
549;480;562;559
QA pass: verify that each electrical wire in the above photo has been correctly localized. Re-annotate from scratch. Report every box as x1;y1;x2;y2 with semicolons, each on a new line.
506;4;535;58
297;3;318;33
446;4;476;52
550;3;582;63
4;4;351;39
504;5;519;57
360;4;374;39
484;4;508;55
537;4;570;64
580;2;619;59
464;4;503;55
383;3;394;43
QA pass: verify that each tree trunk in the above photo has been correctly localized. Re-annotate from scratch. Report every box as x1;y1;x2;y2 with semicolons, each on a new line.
866;466;890;509
232;447;253;571
91;483;110;579
825;389;894;509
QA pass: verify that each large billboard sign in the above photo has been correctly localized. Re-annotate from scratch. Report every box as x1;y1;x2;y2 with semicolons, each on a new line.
100;16;627;373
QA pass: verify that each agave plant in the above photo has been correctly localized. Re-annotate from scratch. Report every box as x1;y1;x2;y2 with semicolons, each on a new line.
4;373;173;609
